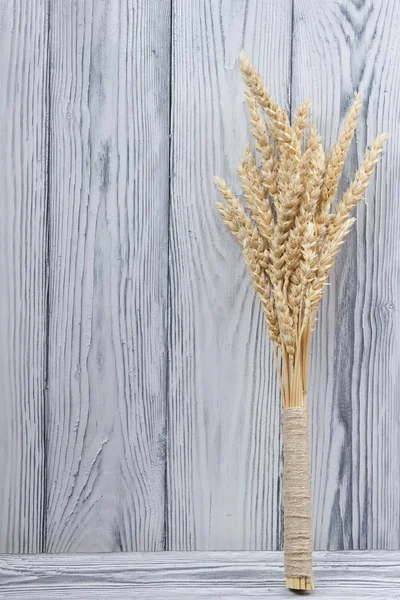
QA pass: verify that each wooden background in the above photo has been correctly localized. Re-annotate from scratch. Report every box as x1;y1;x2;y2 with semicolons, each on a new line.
0;0;399;555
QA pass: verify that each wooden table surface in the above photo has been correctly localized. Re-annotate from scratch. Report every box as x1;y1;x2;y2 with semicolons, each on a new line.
0;550;399;599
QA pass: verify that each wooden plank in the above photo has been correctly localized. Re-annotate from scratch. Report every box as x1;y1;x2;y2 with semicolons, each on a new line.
0;0;48;553
1;551;399;598
292;0;400;550
46;0;171;552
168;0;292;551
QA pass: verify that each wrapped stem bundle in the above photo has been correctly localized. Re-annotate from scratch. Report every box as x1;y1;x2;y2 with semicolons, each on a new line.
215;52;387;591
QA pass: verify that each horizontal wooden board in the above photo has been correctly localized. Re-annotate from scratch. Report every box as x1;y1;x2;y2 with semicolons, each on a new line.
0;551;399;599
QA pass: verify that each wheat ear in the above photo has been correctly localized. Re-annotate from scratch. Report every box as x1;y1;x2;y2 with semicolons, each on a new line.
215;52;388;592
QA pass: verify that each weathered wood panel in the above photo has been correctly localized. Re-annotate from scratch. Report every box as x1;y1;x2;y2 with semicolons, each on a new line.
292;0;400;550
1;551;399;599
46;0;170;552
0;0;48;553
1;0;399;556
167;0;292;550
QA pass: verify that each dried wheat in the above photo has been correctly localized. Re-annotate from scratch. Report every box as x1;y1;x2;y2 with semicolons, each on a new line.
215;52;387;592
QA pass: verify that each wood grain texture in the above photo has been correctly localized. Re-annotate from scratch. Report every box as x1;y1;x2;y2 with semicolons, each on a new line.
1;0;400;557
46;0;170;552
1;551;399;599
292;0;400;550
0;0;48;553
167;0;292;552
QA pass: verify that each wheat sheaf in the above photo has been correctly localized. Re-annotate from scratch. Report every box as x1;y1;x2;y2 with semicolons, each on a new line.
215;51;387;591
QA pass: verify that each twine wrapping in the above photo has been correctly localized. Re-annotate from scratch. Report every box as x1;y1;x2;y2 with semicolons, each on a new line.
283;406;312;579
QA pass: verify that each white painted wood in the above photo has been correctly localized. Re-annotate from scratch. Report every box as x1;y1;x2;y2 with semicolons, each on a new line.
46;0;171;552
292;0;400;550
0;551;399;599
0;0;48;553
1;0;399;557
168;0;292;552
169;0;400;553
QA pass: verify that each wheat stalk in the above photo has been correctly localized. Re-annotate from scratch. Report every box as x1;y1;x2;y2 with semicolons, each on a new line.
215;52;387;592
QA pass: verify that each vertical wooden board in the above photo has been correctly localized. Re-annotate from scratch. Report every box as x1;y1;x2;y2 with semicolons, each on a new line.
168;0;292;550
46;0;170;552
292;0;400;549
0;0;48;552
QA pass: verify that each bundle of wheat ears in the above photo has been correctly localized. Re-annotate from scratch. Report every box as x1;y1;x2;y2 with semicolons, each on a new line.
215;51;387;591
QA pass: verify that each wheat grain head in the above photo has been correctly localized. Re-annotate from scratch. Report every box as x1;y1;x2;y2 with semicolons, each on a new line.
215;53;387;400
